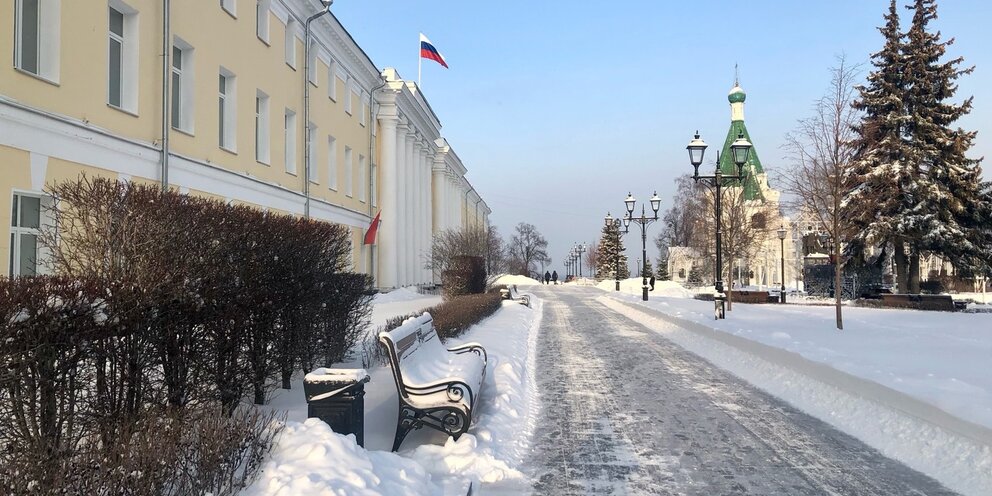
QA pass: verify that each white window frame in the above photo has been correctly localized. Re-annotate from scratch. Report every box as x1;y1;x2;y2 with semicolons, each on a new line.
171;38;195;133
327;60;338;101
218;68;236;151
344;146;353;197
256;0;271;43
220;0;235;17
284;17;297;69
344;79;354;115
327;135;338;190
307;122;318;183
9;192;51;277
14;0;61;83
360;97;368;127
255;90;270;164
284;109;297;174
307;42;318;85
358;154;367;202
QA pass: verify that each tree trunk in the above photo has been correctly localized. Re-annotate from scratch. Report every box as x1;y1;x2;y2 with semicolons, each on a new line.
909;249;921;294
834;243;844;330
894;240;908;293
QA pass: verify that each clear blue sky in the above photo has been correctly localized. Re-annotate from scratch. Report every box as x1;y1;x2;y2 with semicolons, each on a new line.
331;0;991;274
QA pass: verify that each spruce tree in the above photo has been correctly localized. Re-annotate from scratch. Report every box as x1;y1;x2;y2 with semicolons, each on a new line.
844;0;913;292
595;222;630;281
641;260;654;278
656;258;670;280
901;0;985;291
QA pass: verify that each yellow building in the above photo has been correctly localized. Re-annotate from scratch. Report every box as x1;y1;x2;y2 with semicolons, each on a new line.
1;0;488;287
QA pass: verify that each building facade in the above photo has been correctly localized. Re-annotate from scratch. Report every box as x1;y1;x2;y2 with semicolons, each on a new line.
1;0;487;287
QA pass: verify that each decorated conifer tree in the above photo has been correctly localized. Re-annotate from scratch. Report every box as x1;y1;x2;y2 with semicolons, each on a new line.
900;0;986;290
595;222;629;281
844;0;914;292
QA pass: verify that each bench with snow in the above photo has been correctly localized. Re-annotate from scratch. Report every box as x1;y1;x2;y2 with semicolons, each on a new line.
499;285;531;307
378;313;487;451
881;293;965;311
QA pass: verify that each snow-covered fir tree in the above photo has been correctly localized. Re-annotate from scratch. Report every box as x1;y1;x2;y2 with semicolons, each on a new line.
641;260;654;278
844;0;913;292
656;258;670;280
595;221;629;281
901;0;987;286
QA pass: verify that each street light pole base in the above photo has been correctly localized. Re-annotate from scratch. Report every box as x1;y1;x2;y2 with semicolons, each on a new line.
615;280;620;292
642;287;649;301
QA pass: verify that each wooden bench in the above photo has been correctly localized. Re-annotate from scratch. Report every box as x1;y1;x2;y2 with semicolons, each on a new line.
881;293;960;311
729;290;771;304
378;313;487;451
499;285;531;307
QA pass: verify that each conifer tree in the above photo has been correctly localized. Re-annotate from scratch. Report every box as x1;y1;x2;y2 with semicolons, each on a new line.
844;0;913;292
595;221;629;281
656;257;670;281
641;260;654;278
901;0;985;291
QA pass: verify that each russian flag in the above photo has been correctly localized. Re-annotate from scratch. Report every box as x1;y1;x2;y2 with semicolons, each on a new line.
420;33;448;69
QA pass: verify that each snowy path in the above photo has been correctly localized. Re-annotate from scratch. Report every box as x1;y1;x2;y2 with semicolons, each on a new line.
528;286;957;495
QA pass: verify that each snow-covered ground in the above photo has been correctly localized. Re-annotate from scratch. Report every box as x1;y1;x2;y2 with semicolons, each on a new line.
246;289;542;495
595;284;992;496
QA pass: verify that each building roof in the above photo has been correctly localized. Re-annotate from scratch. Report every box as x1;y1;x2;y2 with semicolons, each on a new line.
718;83;765;201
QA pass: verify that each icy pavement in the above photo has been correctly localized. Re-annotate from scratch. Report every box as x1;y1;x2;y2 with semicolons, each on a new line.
527;286;957;495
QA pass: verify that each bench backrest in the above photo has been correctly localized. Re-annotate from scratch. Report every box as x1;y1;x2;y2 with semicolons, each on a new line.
379;313;443;397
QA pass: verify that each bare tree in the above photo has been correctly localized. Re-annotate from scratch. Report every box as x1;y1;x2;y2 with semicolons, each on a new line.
426;224;507;278
781;55;861;330
507;222;550;278
585;241;599;278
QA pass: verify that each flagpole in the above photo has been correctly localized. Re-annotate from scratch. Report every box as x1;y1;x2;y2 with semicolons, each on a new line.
418;33;422;87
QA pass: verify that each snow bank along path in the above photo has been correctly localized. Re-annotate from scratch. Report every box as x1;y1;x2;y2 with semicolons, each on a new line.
598;296;992;496
246;293;543;495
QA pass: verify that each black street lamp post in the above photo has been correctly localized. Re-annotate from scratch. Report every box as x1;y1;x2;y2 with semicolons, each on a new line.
623;192;661;301
604;212;630;291
777;225;787;304
575;243;587;278
686;130;753;319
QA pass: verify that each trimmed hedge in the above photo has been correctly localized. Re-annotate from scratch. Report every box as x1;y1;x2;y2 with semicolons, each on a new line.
0;177;373;493
384;290;503;342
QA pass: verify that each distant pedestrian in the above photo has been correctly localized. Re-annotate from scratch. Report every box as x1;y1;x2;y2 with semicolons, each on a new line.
649;275;656;291
552;270;559;285
544;271;551;284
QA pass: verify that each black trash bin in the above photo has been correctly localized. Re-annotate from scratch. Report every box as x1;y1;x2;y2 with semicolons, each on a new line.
303;368;371;447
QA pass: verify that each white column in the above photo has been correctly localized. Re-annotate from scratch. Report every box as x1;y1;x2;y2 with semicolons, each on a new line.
376;97;399;288
394;120;409;286
421;144;432;283
404;130;416;285
412;138;424;284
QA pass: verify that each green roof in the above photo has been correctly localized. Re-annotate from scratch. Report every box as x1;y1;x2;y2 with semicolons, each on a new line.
718;120;764;201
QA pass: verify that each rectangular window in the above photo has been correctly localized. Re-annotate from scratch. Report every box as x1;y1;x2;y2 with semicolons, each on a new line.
284;109;297;174
256;0;270;42
370;163;377;206
307;42;318;85
108;7;124;107
9;194;46;277
360;99;368;127
220;0;235;16
327;61;338;101
284;18;297;69
358;154;367;202
327;135;338;190
15;0;60;81
307;123;317;182
344;82;354;115
218;70;236;150
255;91;270;163
171;39;195;132
344;146;353;197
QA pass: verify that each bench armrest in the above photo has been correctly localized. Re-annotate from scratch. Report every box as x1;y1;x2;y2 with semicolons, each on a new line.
447;342;488;364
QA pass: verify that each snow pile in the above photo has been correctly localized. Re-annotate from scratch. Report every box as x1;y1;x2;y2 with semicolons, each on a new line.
244;419;441;496
595;278;695;298
493;274;542;286
401;300;542;491
250;296;543;494
372;287;428;305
